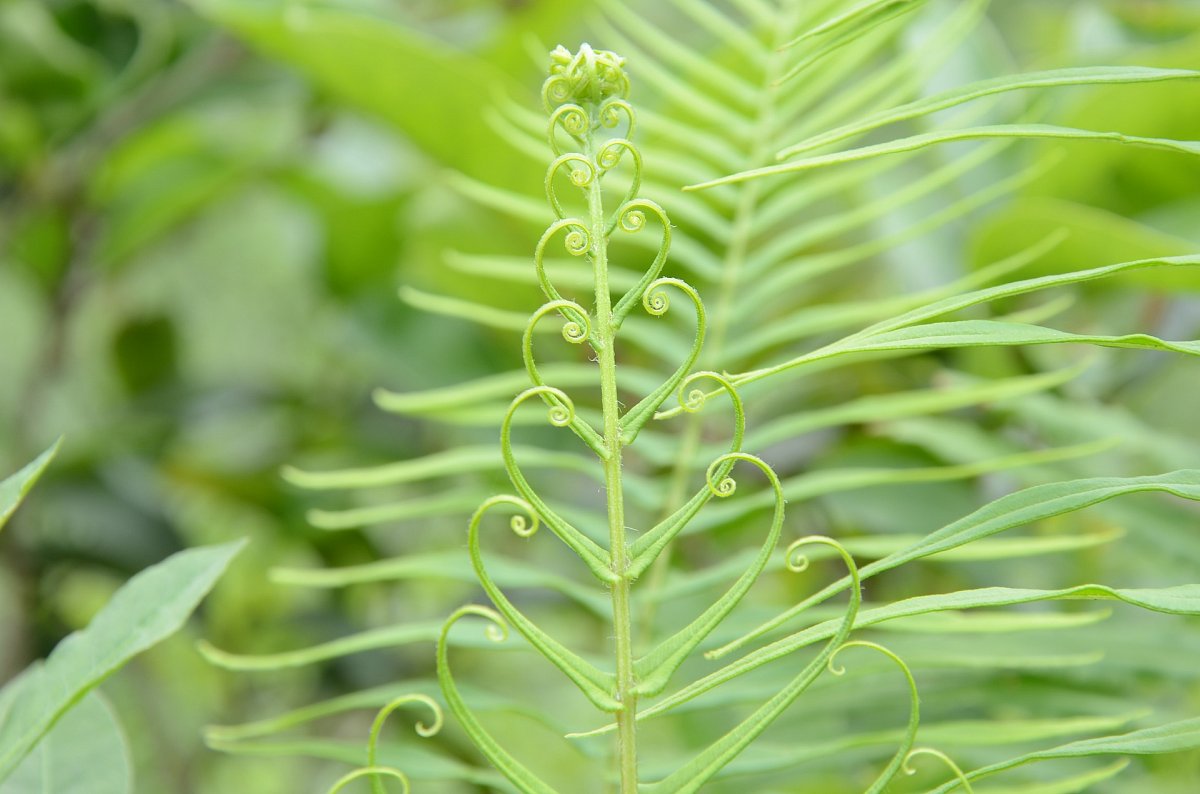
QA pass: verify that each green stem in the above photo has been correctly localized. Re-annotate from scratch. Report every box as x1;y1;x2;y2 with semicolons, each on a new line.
586;131;638;791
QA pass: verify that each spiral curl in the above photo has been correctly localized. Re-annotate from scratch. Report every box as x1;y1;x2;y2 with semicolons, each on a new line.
677;370;740;419
785;540;811;573
326;694;442;794
597;138;640;178
599;98;635;140
472;495;541;543
543;44;629;111
548;103;589;155
608;200;672;317
325;767;409;794
904;748;975;793
545;154;595;221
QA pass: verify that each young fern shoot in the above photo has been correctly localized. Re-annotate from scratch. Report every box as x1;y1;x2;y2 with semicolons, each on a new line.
434;44;954;794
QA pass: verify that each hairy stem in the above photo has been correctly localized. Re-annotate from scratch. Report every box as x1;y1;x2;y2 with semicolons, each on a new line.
586;132;639;791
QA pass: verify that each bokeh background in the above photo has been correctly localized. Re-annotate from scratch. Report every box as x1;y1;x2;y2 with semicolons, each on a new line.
2;1;1199;792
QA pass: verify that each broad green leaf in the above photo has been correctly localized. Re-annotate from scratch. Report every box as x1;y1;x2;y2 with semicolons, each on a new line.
0;693;130;794
0;540;244;781
781;66;1200;157
0;440;59;533
186;0;531;188
689;124;1200;189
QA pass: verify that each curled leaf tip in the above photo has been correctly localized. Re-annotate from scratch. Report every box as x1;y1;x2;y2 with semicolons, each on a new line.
545;44;630;109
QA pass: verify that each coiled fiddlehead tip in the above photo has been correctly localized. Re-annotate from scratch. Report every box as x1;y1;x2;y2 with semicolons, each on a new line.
643;285;668;316
677;369;737;416
621;208;646;232
785;539;811;574
543;43;629;111
475;495;541;541
700;453;748;498
545;155;596;220
508;385;577;430
444;604;510;645
904;748;974;792
547;103;589;155
597;138;639;174
367;694;444;767
325;767;409;794
599;98;635;138
562;225;590;256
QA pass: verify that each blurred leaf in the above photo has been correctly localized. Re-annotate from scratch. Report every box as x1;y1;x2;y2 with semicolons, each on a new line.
0;540;245;781
0;441;59;533
0;692;131;794
187;0;532;187
928;717;1200;792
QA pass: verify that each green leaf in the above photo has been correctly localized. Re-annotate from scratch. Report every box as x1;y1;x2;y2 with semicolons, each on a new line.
732;317;1200;388
0;440;60;533
689;124;1200;189
928;717;1200;793
204;734;510;790
781;66;1200;157
186;0;529;187
719;470;1200;656
778;0;930;84
974;760;1130;794
0;693;131;794
0;540;244;781
583;582;1200;739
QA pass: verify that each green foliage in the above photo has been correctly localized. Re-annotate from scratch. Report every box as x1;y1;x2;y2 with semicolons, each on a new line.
4;1;1200;792
0;692;131;794
0;452;243;789
200;2;1200;789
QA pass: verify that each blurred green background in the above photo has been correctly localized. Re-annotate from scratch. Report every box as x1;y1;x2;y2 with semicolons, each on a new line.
2;1;1199;792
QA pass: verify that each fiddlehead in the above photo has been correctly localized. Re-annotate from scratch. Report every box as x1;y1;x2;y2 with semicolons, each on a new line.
521;299;605;455
543;44;629;112
634;452;784;696
627;371;744;575
325;768;409;794
599;97;636;141
324;694;442;794
468;495;619;710
610;199;673;326
618;278;706;443
904;748;975;793
643;537;863;793
500;387;615;581
597;139;642;225
545;153;596;221
534;219;592;312
437;606;561;794
547;103;589;155
827;641;919;794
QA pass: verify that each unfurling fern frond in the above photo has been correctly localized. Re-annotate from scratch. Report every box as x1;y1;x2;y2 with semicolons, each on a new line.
197;2;1200;791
